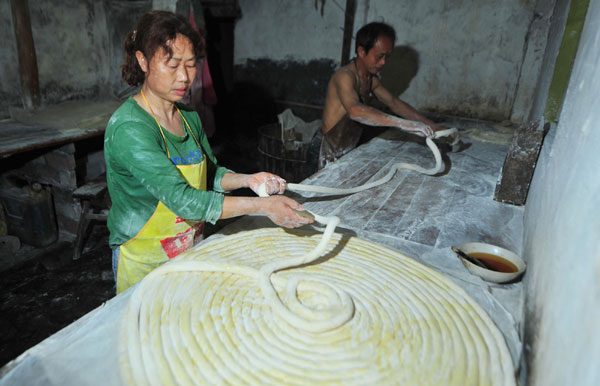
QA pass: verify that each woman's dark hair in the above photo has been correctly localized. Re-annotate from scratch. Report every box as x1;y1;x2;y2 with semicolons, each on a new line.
122;10;204;86
355;22;396;55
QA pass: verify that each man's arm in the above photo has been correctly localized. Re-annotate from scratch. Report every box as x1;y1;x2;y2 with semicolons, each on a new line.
372;77;447;132
334;71;433;137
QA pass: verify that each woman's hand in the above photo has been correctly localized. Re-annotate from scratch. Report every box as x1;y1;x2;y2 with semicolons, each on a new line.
247;172;286;196
261;196;313;228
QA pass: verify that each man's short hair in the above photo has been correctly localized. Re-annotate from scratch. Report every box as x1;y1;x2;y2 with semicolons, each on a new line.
355;22;396;55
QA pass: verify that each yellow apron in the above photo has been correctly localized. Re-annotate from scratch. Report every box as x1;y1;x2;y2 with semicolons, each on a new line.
117;92;207;294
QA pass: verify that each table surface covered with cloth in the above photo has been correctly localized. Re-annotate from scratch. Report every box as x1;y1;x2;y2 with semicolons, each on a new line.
0;118;525;385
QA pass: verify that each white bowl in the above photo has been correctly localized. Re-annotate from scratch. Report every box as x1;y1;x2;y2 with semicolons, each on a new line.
457;242;526;284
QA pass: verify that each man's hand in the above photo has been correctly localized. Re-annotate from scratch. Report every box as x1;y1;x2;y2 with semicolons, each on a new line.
405;122;434;138
390;116;434;138
247;172;286;196
431;124;460;150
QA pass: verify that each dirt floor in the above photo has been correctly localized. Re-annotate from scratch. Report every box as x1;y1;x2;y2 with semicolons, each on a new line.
0;224;114;368
0;130;263;369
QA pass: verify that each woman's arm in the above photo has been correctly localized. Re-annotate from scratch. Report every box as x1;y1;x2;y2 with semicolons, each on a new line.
220;195;312;228
219;172;312;228
220;172;286;195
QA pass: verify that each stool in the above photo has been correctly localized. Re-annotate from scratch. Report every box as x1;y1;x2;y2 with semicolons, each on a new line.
72;181;108;260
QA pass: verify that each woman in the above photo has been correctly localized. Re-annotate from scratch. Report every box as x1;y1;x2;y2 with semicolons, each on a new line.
105;10;312;294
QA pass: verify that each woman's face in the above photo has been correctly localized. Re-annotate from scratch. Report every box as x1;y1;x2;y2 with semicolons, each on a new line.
137;33;197;102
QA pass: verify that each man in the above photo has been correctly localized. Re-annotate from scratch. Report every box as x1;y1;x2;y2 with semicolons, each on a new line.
309;22;447;171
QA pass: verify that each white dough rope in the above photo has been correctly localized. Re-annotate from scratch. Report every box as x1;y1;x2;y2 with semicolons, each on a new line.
249;129;458;331
122;129;482;385
124;214;353;384
264;128;459;196
121;229;515;385
126;129;457;343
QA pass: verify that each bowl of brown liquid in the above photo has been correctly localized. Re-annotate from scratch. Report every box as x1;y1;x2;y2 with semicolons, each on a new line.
458;242;526;283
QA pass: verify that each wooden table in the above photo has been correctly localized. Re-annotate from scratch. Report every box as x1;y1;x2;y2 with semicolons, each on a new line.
0;99;121;271
0;121;526;384
0;99;121;159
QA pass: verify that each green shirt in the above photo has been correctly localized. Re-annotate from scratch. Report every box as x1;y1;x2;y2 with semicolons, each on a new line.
104;97;232;248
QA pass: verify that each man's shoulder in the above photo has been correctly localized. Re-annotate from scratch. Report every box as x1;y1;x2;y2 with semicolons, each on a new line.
331;64;356;84
333;62;354;76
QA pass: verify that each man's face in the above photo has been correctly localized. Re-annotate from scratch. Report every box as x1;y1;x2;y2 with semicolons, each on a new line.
139;34;197;102
358;35;394;75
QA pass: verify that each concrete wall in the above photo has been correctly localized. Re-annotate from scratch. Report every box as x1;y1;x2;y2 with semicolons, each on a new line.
1;0;562;123
522;0;600;383
0;0;152;119
104;1;152;97
234;0;558;123
233;0;342;109
0;0;110;118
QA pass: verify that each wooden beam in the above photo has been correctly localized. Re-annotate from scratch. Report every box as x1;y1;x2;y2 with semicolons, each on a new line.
10;0;40;109
341;0;357;66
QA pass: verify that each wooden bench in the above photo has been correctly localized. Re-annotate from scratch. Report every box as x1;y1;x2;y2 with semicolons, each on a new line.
72;181;108;260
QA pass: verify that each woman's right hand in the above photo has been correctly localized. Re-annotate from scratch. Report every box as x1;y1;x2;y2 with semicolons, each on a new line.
246;172;286;196
261;196;314;228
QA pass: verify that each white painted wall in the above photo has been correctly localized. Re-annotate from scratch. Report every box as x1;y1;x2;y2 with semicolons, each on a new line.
523;0;600;383
234;0;556;122
365;0;535;121
235;0;345;62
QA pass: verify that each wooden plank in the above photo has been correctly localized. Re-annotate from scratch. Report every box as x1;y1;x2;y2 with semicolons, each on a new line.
10;0;40;109
73;181;107;200
0;121;105;159
341;0;357;66
1;99;121;158
494;121;547;205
